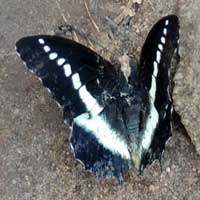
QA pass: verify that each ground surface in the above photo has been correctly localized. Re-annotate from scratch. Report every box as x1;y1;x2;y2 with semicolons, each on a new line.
0;0;200;200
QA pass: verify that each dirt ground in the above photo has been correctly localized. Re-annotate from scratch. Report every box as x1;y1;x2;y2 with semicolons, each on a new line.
0;0;200;199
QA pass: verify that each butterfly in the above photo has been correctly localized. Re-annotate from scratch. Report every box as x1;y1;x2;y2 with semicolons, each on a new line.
16;15;179;182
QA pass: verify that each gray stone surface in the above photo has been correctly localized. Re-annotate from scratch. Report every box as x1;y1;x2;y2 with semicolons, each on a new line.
173;0;200;155
0;0;200;200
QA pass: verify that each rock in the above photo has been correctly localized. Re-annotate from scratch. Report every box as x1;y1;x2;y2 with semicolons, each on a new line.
149;184;156;192
173;3;200;155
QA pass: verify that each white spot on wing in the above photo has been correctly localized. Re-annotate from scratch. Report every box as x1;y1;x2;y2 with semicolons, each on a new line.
64;119;68;125
153;61;158;77
161;36;166;44
79;85;103;116
47;88;52;94
43;45;50;53
165;19;169;26
158;44;163;51
156;50;161;63
38;77;42;82
49;52;58;60
56;101;62;109
72;73;81;89
74;113;130;159
29;69;34;74
57;58;66;66
171;105;173;114
63;63;72;77
38;38;45;44
163;28;167;35
96;79;100;85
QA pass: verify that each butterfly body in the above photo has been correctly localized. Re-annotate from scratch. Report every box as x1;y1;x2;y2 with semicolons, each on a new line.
16;15;179;181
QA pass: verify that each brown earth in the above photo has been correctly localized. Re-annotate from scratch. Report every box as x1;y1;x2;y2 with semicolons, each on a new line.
0;0;200;200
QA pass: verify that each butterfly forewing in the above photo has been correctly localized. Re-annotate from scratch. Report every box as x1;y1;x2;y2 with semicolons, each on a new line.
16;36;122;122
138;15;179;169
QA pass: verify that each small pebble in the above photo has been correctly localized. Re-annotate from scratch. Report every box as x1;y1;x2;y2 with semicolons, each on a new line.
166;167;171;173
149;184;156;192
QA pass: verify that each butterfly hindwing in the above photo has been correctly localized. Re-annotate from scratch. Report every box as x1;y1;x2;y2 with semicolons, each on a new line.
71;123;131;180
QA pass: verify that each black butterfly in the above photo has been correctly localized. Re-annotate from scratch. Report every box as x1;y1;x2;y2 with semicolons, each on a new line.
16;15;179;181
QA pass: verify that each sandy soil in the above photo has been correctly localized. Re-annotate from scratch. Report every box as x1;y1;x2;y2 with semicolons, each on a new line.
0;0;200;199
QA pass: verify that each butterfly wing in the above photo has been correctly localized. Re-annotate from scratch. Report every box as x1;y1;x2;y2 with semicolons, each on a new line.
138;15;179;170
16;36;131;181
16;36;127;122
